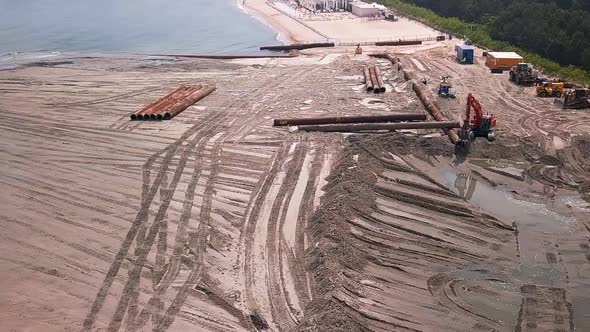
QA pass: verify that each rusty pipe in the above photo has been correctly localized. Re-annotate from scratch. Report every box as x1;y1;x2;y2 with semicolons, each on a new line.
163;85;216;120
149;85;203;121
385;54;402;71
135;86;194;120
273;113;426;126
298;121;460;132
162;85;214;120
369;67;380;94
130;85;187;120
145;85;201;116
374;66;386;93
363;67;374;91
141;86;187;114
410;79;460;143
382;53;459;144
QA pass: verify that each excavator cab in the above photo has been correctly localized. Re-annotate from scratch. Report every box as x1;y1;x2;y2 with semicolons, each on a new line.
515;63;531;72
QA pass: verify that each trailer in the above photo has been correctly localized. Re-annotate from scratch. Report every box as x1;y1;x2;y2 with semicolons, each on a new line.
455;44;474;64
485;52;523;73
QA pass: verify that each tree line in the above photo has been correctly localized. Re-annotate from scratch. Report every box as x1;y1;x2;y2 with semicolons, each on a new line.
379;0;590;85
397;0;590;70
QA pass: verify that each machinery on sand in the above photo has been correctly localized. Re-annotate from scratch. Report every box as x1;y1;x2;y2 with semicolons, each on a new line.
509;63;539;86
555;88;590;109
536;82;564;97
355;44;362;55
437;77;456;98
456;93;496;152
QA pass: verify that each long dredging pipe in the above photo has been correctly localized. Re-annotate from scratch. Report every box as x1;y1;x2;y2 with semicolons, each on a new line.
374;66;386;93
298;121;460;132
163;85;216;120
363;67;374;91
383;54;460;144
369;67;380;94
146;53;298;59
260;42;335;51
273;113;427;126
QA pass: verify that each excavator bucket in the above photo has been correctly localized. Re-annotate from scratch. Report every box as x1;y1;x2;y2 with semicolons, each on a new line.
455;128;472;154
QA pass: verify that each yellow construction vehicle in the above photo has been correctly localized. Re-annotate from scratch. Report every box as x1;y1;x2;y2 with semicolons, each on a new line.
536;82;564;97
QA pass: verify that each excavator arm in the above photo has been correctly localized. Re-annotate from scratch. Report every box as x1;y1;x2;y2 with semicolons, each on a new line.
456;93;497;153
465;93;482;128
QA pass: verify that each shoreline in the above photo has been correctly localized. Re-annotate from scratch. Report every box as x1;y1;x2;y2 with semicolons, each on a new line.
238;0;445;48
241;0;326;43
237;0;292;45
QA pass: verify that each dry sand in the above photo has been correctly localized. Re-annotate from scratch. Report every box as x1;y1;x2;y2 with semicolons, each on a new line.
1;46;590;331
306;17;439;41
1;6;590;331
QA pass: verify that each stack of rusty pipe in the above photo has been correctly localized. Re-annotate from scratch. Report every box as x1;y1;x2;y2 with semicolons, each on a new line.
130;84;216;121
363;65;386;93
383;54;460;144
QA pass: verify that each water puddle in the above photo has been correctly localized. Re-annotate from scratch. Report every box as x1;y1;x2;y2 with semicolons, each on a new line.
441;166;590;329
468;158;528;179
442;170;576;261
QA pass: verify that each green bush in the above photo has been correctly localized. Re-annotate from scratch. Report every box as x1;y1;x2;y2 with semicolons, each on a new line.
379;0;590;86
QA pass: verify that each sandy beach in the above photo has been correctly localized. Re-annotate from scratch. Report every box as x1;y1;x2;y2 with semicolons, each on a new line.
2;1;590;331
243;0;326;43
243;0;441;44
2;49;589;331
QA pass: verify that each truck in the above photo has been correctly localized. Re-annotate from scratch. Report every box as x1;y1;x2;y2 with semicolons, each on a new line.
485;52;523;73
536;82;564;97
455;44;474;64
509;63;539;86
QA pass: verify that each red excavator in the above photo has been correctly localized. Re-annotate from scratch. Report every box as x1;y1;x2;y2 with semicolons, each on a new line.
456;93;496;152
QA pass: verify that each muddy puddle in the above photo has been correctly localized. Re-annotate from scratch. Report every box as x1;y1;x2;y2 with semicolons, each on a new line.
437;158;590;330
442;168;576;259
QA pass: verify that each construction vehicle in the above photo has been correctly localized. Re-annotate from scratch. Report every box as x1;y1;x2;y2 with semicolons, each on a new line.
456;93;496;152
486;52;523;73
555;88;590;109
437;77;456;98
355;44;362;55
536;82;564;97
509;63;539;86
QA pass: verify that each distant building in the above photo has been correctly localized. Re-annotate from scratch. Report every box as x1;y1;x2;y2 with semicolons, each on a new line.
305;0;349;11
349;2;380;17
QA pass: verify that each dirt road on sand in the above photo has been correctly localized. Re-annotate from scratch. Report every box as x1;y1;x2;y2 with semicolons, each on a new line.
1;46;589;331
